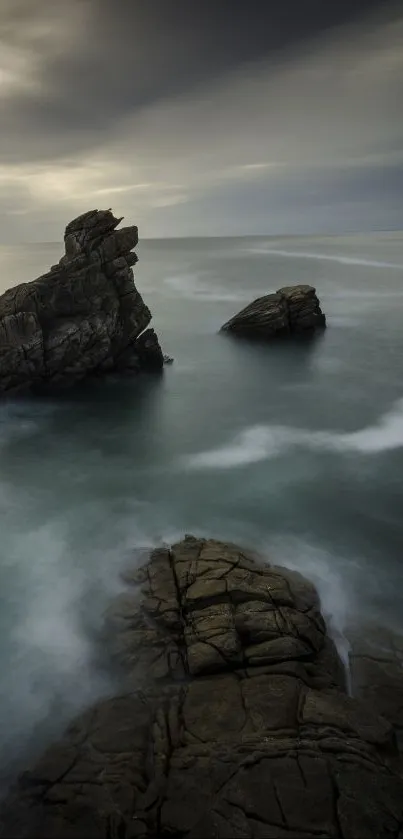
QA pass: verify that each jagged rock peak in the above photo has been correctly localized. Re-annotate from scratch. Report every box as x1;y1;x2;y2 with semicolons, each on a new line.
0;209;165;395
61;209;137;264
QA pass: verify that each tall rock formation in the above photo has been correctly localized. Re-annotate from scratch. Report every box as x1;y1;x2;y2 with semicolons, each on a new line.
0;209;163;395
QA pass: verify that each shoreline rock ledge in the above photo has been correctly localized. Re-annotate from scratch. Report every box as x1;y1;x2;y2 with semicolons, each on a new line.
221;284;326;340
1;536;402;838
0;209;164;395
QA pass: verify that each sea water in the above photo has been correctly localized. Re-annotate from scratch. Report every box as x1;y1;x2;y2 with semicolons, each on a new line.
1;231;403;779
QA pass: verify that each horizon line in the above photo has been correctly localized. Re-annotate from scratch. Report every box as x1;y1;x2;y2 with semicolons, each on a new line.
1;227;403;247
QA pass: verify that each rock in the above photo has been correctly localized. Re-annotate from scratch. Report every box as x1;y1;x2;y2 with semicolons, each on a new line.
221;284;326;340
1;537;402;838
114;328;163;373
0;209;164;395
347;622;403;756
134;328;164;371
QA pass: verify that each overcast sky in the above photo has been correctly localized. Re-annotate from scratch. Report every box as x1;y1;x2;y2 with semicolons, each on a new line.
0;0;402;241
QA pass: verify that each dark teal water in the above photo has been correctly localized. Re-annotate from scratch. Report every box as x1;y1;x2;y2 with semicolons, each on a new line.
1;231;403;776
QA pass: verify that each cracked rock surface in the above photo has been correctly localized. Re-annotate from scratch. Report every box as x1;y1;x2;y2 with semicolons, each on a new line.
0;209;163;394
348;622;403;759
1;536;402;838
220;284;326;340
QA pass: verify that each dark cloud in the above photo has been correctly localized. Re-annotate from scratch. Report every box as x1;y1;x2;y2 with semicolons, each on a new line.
0;0;398;163
0;0;402;239
72;0;394;110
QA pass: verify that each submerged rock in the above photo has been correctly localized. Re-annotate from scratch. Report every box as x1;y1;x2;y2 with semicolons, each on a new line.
1;536;402;838
0;209;164;395
221;283;326;340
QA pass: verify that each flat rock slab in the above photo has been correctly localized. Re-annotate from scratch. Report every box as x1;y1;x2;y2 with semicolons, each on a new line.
1;536;402;838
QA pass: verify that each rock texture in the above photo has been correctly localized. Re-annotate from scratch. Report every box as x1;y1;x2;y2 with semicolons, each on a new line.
348;622;403;757
221;284;326;340
0;210;164;395
1;537;402;838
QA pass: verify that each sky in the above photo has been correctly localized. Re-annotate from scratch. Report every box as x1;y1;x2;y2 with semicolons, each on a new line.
0;0;402;241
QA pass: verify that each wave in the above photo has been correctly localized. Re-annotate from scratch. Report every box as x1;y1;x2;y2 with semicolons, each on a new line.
183;397;403;469
0;490;163;781
248;247;403;270
267;535;354;686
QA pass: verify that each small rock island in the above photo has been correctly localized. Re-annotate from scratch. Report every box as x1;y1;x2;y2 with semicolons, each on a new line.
221;284;326;340
1;536;402;838
0;209;164;395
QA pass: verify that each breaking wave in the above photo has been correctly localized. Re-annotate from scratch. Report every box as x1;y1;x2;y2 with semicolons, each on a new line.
183;397;403;469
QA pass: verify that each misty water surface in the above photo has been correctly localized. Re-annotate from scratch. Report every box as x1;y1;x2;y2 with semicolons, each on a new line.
0;231;403;784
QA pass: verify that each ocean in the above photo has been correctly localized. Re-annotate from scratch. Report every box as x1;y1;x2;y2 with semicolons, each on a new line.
1;231;403;780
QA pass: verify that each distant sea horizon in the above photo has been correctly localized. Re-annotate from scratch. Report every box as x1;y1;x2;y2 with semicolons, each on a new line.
1;226;403;249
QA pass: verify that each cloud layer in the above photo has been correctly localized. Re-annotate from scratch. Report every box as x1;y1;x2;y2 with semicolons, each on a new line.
0;0;402;240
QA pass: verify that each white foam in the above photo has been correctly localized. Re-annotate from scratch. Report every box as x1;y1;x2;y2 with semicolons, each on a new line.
184;426;294;468
0;522;112;771
0;490;164;774
268;535;353;689
248;247;403;270
340;398;403;453
183;397;403;469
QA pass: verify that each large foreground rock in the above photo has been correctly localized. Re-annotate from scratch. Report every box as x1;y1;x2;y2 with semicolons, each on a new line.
0;209;164;394
348;622;403;757
221;284;326;340
1;537;402;838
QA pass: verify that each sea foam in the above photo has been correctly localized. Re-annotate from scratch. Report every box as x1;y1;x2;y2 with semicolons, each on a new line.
183;397;403;469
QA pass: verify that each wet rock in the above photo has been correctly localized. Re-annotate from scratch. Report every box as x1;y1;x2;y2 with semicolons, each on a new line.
1;537;402;838
221;284;326;340
348;622;403;756
133;328;164;371
0;209;164;395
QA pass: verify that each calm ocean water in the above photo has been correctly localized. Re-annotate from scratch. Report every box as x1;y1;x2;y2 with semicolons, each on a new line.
1;231;403;779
